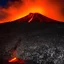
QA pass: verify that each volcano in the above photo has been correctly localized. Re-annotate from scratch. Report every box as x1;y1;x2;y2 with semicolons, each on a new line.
15;13;58;23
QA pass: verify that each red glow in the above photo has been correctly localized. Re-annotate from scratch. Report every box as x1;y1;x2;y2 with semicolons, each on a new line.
8;57;18;62
8;57;24;63
0;0;64;23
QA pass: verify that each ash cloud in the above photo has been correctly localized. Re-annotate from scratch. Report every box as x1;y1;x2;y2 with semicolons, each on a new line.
0;11;8;20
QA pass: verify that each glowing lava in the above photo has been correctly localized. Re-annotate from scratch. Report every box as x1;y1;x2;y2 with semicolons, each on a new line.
8;57;24;63
8;57;17;62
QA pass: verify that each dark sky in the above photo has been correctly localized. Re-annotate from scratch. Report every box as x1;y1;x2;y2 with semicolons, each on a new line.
0;0;8;7
0;0;21;7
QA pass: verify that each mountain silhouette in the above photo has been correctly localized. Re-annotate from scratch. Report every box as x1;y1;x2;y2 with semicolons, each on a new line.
15;13;58;23
0;13;60;31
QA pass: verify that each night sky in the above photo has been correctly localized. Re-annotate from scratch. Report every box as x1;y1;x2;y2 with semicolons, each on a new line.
0;0;22;7
0;0;8;7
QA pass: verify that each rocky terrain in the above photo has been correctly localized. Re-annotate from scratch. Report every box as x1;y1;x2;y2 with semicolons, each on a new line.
0;13;64;64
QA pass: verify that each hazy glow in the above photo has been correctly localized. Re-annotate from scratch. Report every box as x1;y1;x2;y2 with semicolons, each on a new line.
0;0;64;23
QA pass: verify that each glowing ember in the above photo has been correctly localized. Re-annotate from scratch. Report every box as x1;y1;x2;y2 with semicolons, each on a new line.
8;57;24;64
8;57;17;62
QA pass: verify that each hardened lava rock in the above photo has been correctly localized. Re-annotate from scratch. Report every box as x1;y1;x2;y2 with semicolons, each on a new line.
17;44;64;64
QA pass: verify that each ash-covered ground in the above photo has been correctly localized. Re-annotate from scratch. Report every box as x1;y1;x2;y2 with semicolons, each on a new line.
0;22;64;64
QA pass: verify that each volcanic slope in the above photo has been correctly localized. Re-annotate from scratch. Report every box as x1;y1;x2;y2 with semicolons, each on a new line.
0;13;64;64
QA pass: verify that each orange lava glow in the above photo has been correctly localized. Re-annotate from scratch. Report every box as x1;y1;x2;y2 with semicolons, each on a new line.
8;57;24;63
0;0;64;23
8;57;18;62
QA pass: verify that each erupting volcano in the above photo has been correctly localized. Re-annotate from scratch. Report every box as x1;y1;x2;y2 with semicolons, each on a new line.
0;0;64;23
8;13;58;23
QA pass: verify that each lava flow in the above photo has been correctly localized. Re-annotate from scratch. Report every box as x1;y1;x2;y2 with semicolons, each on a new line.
8;57;17;62
8;39;24;63
8;57;24;63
